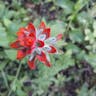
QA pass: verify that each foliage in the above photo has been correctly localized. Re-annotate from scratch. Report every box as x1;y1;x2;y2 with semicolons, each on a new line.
0;0;96;96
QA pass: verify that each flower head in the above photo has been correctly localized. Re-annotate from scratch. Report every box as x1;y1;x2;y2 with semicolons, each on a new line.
10;21;63;70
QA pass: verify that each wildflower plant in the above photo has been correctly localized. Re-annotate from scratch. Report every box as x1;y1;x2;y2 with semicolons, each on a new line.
10;21;63;70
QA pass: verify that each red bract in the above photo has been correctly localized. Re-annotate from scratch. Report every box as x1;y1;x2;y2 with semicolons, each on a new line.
10;21;63;70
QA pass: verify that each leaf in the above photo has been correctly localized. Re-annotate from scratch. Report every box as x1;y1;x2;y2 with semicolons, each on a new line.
0;60;8;70
5;49;17;60
0;3;5;19
0;23;9;47
69;28;84;43
66;43;81;53
93;21;96;37
77;11;92;25
78;83;88;96
3;18;12;28
17;89;27;96
89;3;96;18
33;19;40;27
74;0;89;13
48;20;66;36
85;53;96;72
55;0;74;14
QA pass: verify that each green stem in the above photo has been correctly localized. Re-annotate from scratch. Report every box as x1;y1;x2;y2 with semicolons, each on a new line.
8;61;22;96
1;70;9;89
64;18;72;40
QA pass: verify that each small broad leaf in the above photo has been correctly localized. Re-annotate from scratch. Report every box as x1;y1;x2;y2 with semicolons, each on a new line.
0;60;8;70
78;83;89;96
49;20;65;36
85;53;96;72
69;28;84;43
5;49;17;60
0;23;9;47
3;18;12;28
55;0;74;14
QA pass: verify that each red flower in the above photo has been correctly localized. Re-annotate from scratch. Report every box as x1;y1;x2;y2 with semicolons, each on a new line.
10;21;63;70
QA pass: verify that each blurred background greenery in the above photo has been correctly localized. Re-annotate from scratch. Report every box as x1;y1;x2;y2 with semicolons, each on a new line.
0;0;96;96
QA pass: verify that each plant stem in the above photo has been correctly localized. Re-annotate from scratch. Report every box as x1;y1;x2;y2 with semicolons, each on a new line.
1;70;9;89
8;61;22;96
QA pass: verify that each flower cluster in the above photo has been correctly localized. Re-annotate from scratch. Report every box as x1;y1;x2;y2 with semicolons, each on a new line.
10;21;62;70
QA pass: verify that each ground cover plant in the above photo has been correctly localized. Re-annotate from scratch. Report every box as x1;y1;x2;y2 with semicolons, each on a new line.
0;0;96;96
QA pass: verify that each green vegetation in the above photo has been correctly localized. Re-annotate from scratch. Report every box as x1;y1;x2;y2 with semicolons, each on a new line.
0;0;96;96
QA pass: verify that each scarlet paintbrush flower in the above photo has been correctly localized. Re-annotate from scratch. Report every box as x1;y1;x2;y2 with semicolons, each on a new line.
10;21;63;70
